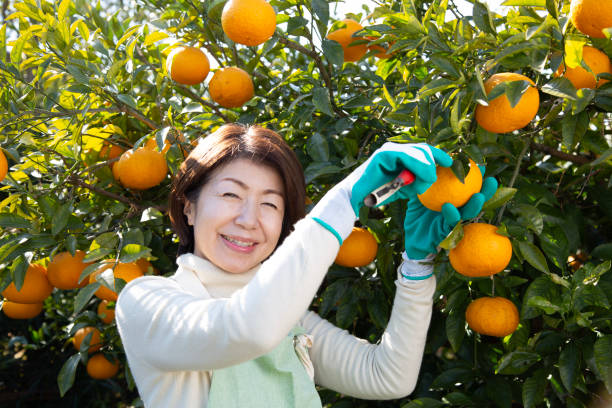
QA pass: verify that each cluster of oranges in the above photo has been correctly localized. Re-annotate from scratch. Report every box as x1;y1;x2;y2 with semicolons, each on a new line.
419;161;518;337
165;0;276;108
1;251;152;379
473;0;611;135
333;156;518;338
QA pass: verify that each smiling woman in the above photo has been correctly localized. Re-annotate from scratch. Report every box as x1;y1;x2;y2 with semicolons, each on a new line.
115;123;454;408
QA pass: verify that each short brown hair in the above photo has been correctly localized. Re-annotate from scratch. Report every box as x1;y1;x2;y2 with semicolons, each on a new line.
169;123;306;256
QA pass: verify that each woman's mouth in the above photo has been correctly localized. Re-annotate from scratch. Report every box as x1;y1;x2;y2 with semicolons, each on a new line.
221;234;257;253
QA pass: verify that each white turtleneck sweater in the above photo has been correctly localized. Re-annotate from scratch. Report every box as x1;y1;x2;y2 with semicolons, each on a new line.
116;218;436;407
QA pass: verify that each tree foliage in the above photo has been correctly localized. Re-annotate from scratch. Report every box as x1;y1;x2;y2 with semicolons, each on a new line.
0;0;611;406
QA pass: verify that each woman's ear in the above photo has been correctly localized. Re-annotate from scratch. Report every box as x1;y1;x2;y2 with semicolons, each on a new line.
183;201;195;226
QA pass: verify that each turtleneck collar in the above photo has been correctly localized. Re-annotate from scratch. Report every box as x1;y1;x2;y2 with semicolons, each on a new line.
176;253;260;298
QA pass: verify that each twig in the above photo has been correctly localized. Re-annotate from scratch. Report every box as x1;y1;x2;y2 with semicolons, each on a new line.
530;142;591;165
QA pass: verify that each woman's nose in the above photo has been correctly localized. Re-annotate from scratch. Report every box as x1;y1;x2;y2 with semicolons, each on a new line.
235;199;258;229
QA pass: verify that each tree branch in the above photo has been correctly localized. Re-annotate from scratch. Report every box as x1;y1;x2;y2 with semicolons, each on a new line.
175;84;230;122
530;142;591;165
66;175;167;213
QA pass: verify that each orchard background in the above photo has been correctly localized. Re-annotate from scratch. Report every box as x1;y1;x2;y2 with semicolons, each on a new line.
1;0;612;406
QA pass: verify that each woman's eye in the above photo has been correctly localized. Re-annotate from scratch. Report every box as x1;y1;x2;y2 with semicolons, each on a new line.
263;202;278;209
222;192;239;198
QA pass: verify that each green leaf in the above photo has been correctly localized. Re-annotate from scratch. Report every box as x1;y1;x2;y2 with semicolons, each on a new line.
119;244;152;263
517;241;550;274
541;78;577;100
74;283;100;314
367;289;389;328
482;187;517;211
431;368;473;388
473;1;496;35
65;235;77;255
506;80;530;108
564;38;586;69
306;132;329;162
559;341;579;392
52;203;71;235
57;354;81;397
143;31;168;47
522;369;547;408
312;87;334;117
83;247;113;262
496;351;541;375
443;392;473;406
310;0;329;28
322;39;344;67
438;222;463;251
116;94;138;109
594;335;612;393
546;0;558;19
591;147;612;167
401;397;444;408
11;256;28;291
335;297;357;329
0;213;31;229
592;244;612;260
57;0;71;21
445;310;465;352
527;296;561;314
512;204;543;234
116;25;141;49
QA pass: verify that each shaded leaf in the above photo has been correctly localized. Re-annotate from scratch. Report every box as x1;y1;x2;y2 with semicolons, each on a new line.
57;354;80;397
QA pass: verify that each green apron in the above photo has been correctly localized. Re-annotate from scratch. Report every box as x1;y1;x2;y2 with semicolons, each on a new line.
208;327;322;408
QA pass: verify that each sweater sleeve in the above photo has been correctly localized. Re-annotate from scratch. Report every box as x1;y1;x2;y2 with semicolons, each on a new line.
301;264;436;400
115;217;339;372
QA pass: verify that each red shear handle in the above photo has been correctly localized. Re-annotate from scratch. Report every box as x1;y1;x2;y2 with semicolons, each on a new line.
363;169;416;207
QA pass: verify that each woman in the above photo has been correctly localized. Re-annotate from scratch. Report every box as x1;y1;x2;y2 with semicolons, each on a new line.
116;123;496;407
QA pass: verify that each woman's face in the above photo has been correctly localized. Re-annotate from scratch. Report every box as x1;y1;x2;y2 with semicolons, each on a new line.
183;158;285;274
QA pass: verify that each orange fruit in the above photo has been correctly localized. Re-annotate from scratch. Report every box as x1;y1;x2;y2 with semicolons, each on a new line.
2;264;53;303
417;159;483;212
335;227;378;267
221;0;277;46
465;297;519;337
209;67;255;108
326;19;368;62
86;353;120;379
0;148;7;182
46;250;92;290
449;223;513;278
555;46;611;89
72;326;102;353
570;0;612;39
115;146;168;189
2;300;43;319
135;258;154;274
89;261;144;301
99;142;125;172
97;300;115;324
475;72;540;134
166;46;210;85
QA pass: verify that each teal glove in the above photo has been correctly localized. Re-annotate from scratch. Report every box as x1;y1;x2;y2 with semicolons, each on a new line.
403;168;498;263
350;142;453;215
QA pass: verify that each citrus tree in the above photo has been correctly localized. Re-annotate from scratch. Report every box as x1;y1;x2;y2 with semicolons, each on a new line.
1;0;611;406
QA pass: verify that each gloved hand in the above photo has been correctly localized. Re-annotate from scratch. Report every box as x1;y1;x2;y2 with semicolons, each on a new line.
400;166;498;280
309;142;451;245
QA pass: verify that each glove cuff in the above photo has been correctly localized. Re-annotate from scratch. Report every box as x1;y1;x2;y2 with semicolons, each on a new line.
398;252;434;281
308;184;357;245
